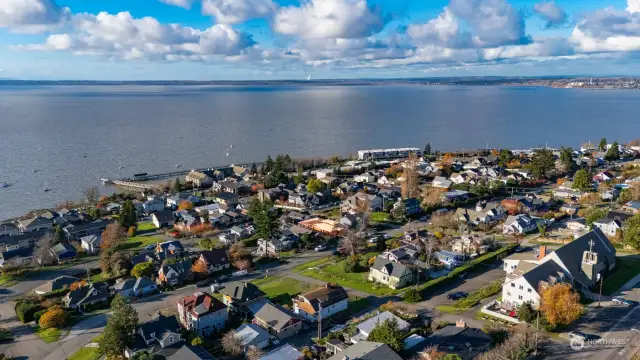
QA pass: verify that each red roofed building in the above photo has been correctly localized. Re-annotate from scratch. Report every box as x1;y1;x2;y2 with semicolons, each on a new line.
177;292;229;336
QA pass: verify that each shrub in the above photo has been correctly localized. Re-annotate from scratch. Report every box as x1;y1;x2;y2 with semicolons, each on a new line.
15;302;40;323
367;256;376;267
191;336;204;346
39;307;68;329
454;280;502;308
127;226;136;237
33;309;49;324
403;288;423;303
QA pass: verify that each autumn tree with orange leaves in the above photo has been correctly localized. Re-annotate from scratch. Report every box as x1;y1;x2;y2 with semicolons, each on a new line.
540;283;584;327
69;281;87;291
100;223;126;250
192;259;208;277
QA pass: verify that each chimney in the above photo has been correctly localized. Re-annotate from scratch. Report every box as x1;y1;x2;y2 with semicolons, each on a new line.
325;283;331;289
537;246;547;260
456;319;466;328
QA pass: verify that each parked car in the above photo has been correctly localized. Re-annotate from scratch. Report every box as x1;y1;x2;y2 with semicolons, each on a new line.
270;336;280;346
419;216;427;221
216;274;229;282
328;324;346;333
196;279;210;287
447;292;468;300
568;331;588;341
232;269;248;277
145;244;155;251
314;244;327;252
211;283;224;293
332;250;342;256
612;297;634;307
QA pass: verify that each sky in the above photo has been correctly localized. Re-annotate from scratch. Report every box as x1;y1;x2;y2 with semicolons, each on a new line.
1;0;640;80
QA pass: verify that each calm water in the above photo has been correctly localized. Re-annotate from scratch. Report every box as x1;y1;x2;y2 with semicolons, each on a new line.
1;84;639;220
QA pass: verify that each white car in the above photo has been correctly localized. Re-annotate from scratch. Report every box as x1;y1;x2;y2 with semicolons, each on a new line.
314;244;327;251
612;297;633;307
232;269;248;277
328;324;346;333
210;283;224;293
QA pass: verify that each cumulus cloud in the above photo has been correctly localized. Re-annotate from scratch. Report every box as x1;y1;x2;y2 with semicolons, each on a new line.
274;0;387;39
159;0;195;9
534;1;569;28
570;4;640;53
18;11;256;60
408;0;530;49
628;0;640;14
0;0;69;32
202;0;276;24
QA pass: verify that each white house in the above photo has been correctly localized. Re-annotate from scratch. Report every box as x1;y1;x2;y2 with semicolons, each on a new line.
143;197;166;214
368;257;414;289
80;235;101;254
152;210;175;229
354;172;376;183
293;284;348;322
351;311;409;343
432;176;453;189
177;292;229;337
592;210;634;237
234;323;270;351
503;214;538;235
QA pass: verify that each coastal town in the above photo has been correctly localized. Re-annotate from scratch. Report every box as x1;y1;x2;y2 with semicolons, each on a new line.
1;139;640;360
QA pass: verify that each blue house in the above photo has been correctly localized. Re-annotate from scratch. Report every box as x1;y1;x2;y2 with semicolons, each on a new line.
49;243;77;262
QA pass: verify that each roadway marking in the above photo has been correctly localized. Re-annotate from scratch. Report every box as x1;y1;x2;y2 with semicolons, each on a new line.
601;306;638;341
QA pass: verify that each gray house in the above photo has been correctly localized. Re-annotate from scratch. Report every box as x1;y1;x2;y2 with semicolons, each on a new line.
113;277;158;299
63;282;109;310
368;257;414;289
126;315;183;358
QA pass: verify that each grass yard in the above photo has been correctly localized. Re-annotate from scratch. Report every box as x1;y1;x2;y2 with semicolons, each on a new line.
68;335;103;360
435;305;467;314
348;297;373;315
136;222;157;232
602;257;640;295
292;256;334;273
36;327;63;343
119;235;163;251
370;212;390;223
0;274;20;287
300;254;401;296
250;276;313;306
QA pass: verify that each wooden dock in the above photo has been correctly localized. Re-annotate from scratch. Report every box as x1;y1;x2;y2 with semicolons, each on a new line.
111;180;163;192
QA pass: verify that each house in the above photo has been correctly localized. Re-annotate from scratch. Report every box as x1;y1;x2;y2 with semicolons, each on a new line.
593;171;615;182
622;201;640;214
214;192;239;206
214;181;250;195
475;200;506;221
423;320;492;359
566;218;588;232
503;214;538;235
298;218;346;236
341;193;384;213
339;213;359;228
158;260;193;287
126;315;183;358
454;208;489;226
258;237;295;256
404;229;428;243
259;344;303;360
327;341;403;360
34;275;78;295
440;190;470;203
63;282;109;310
368;257;414;289
0;247;33;267
177;292;229;336
293;283;348;322
435;250;464;269
593;210;634;237
381;245;420;263
48;243;77;262
0;230;46;252
432;176;453;189
17;217;53;233
501;229;615;310
156;240;185;259
64;219;113;241
451;235;487;255
354;172;376;183
143;196;166;214
197;249;230;274
113;277;158;299
352;311;409;343
167;193;200;209
0;222;20;237
80;235;101;254
167;345;215;360
152;210;175;229
560;204;579;216
186;171;214;188
253;303;303;340
220;281;266;311
234;323;270;351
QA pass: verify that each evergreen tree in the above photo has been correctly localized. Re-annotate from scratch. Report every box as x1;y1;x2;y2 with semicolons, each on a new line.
391;201;407;222
605;141;621;161
498;149;512;167
54;226;66;244
559;146;574;172
99;295;138;358
572;169;591;191
250;163;258;175
119;200;137;230
367;318;404;352
264;155;274;173
283;154;293;171
623;213;640;250
294;167;304;185
424;143;432;156
247;197;277;239
599;137;608;151
172;178;182;193
274;155;284;173
529;149;555;179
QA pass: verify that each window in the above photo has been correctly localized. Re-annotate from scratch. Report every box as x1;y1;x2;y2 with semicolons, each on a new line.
527;288;532;293
519;285;524;290
507;292;511;296
511;283;515;287
518;295;523;300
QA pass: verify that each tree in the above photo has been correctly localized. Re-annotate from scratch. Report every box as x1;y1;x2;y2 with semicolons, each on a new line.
246;345;264;360
32;233;55;266
119;200;137;229
192;259;208;277
99;295;138;358
559;147;575;173
69;280;87;291
131;262;154;278
54;225;66;244
38;307;67;329
517;302;537;323
299;233;312;249
623;213;640;250
110;251;131;275
264;155;274;173
537;222;547;237
572;169;591;191
424;143;432;156
599;137;608;151
402;151;420;199
250;163;258;175
83;186;99;204
605;141;621;161
391;202;407;222
178;201;194;211
579;193;601;206
367;318;404;352
247;197;277;240
191;336;204;346
498;149;513;167
87;206;102;220
585;207;607;228
306;178;326;193
199;237;223;250
131;352;166;360
101;223;126;250
230;243;253;267
222;331;243;356
540;283;584;327
476;331;534;360
529;149;555;179
403;288;423;303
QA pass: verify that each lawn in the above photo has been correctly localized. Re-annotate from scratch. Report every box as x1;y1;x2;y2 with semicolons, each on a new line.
68;336;103;360
602;257;640;295
348;297;373;315
300;253;402;296
119;235;163;251
370;212;390;223
0;274;20;287
136;222;157;232
292;256;334;273
36;327;62;343
435;305;467;314
250;276;314;306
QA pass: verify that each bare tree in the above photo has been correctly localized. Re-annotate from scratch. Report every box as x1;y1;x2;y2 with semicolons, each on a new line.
82;186;99;205
431;212;458;232
100;223;126;251
476;330;535;360
32;233;55;266
221;331;243;356
246;345;264;360
401;151;420;199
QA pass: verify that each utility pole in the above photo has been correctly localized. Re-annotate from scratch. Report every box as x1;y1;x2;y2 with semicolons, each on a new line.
534;310;540;355
598;275;604;307
317;302;323;340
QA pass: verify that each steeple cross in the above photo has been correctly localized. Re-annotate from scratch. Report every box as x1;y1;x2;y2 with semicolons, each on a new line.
588;239;595;253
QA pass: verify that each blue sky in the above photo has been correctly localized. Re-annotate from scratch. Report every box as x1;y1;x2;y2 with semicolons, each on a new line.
0;0;639;80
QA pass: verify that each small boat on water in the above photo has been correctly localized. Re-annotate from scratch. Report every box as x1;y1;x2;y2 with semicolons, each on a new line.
0;182;10;188
43;188;50;192
176;164;182;168
33;169;39;173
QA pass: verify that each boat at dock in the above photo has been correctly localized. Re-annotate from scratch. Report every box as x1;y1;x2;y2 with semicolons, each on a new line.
0;183;10;188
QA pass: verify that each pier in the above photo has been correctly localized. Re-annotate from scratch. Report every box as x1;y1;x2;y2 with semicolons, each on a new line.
110;180;164;192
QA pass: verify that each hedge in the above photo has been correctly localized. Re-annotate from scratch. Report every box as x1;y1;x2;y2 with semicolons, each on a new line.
454;280;503;308
418;245;515;296
15;302;41;323
33;309;49;324
40;288;70;299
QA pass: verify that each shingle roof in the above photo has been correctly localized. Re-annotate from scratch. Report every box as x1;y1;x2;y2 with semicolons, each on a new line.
138;314;181;343
168;345;215;360
153;210;175;223
35;275;78;293
426;326;492;350
327;341;403;360
200;249;229;267
234;323;270;347
297;284;348;313
356;311;409;335
180;292;226;318
371;257;410;278
65;282;108;307
220;281;265;302
520;260;567;292
254;303;298;332
259;344;302;360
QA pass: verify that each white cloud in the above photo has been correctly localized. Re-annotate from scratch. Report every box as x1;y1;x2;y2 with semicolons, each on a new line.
0;0;69;32
274;0;386;39
628;0;640;14
407;8;471;48
159;0;195;9
570;5;640;53
19;11;256;60
202;0;276;24
533;1;569;28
